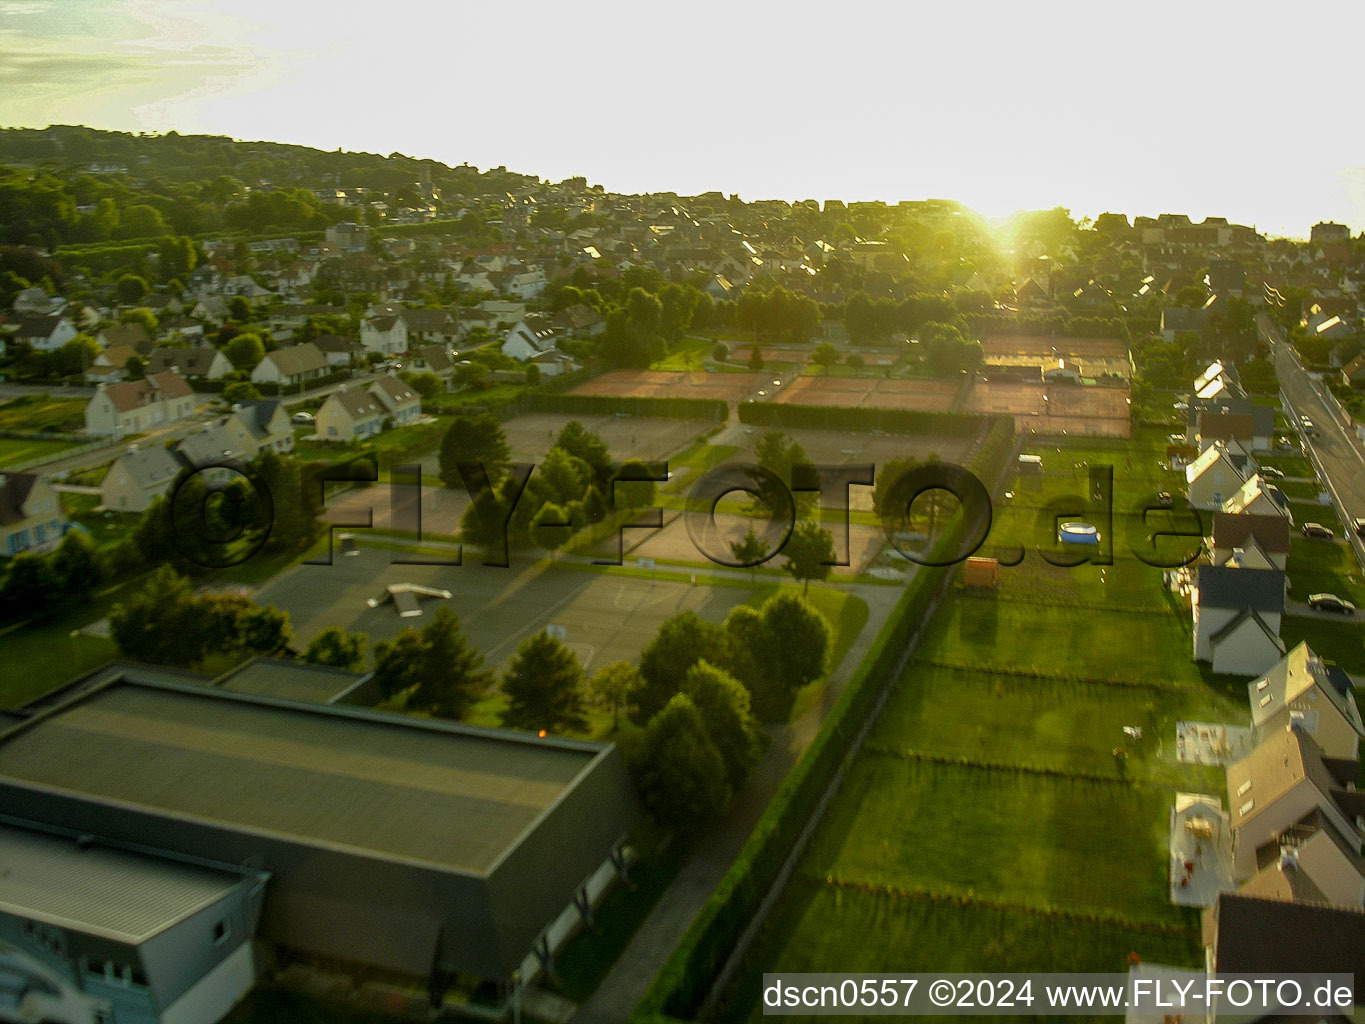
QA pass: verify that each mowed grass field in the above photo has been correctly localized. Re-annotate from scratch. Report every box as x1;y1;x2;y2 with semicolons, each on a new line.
0;435;84;468
720;431;1237;1024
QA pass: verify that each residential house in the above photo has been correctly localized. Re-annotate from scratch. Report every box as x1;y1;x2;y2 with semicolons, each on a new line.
10;287;63;315
400;308;460;348
190;296;230;326
100;444;184;512
1225;724;1363;881
251;343;329;387
703;275;734;301
1203;893;1365;992
1208;512;1290;570
316;386;386;441
0;473;66;556
221;275;274;307
145;345;233;381
157;316;206;344
1160;307;1209;342
1222;475;1290;522
176;419;258;484
1185;441;1253;510
528;348;581;378
5;314;79;352
1342;353;1365;388
84;372;197;438
410;344;454;383
551;303;605;337
369;374;421;426
360;314;408;356
96;323;154;355
501;315;560;362
1195;411;1258;453
1186;397;1274;452
1191;564;1286;676
141;292;183;318
83;345;140;384
1248;642;1363;762
504;268;547;300
313;334;361;368
1242;809;1365;909
227;399;294;455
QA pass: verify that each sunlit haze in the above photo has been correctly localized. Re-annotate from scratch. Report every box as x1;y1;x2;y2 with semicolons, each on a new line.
3;0;1365;236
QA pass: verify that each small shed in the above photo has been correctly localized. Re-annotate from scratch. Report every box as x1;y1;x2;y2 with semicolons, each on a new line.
963;556;1000;588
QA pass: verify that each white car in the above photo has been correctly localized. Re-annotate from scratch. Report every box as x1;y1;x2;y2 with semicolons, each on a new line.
292;411;314;424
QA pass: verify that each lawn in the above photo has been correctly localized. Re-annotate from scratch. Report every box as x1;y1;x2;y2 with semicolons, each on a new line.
721;879;1202;1023
1281;617;1365;673
1287;536;1365;605
870;664;1236;789
423;383;524;413
61;492;142;549
0;435;83;468
1259;454;1314;477
1288;500;1341;531
918;596;1199;685
0;393;87;432
804;758;1185;925
651;335;717;371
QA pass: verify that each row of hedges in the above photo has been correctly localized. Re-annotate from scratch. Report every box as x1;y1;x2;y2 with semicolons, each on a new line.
632;417;1017;1023
737;400;986;437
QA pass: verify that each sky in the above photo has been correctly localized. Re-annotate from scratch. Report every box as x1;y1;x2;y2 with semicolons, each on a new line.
2;0;1364;239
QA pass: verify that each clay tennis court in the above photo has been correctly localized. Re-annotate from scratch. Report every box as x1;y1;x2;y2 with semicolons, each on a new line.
774;375;962;410
964;380;1132;437
981;334;1133;381
571;370;765;404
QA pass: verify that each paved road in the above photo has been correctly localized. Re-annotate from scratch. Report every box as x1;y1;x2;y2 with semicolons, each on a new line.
1258;312;1365;568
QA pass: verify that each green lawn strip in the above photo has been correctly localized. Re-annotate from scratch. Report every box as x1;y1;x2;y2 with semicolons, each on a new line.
0;435;82;467
1276;478;1322;500
1288;501;1341;531
1287;537;1365;605
423;383;525;412
650;336;716;371
802;758;1185;927
719;879;1201;1024
0;394;88;432
1281;617;1365;673
915;597;1201;686
869;664;1239;787
1259;454;1313;477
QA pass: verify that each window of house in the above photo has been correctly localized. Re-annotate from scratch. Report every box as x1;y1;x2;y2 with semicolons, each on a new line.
213;919;230;945
1239;799;1254;816
1237;779;1252;796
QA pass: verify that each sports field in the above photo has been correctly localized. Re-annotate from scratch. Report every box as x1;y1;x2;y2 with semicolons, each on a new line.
965;379;1132;437
572;370;766;404
981;334;1133;381
772;376;961;410
571;370;965;414
254;547;757;677
719;431;1243;1024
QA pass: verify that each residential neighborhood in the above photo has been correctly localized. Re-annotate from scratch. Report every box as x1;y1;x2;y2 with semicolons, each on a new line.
1;113;1365;1024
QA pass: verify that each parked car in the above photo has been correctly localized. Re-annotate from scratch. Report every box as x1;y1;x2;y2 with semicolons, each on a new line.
1302;522;1335;539
1354;517;1365;538
1261;466;1284;479
1300;414;1314;427
1307;593;1355;615
292;411;314;424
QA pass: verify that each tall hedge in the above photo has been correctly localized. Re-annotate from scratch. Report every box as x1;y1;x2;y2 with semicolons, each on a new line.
631;417;1016;1022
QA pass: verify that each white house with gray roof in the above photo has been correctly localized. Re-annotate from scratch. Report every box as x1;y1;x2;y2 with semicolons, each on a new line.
315;385;385;441
101;445;184;513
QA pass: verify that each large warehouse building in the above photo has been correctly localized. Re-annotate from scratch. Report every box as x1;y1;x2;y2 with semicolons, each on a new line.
0;663;641;1023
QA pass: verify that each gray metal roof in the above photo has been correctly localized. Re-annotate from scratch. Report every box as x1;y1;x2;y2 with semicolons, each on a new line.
0;681;599;875
213;658;369;704
0;820;249;943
